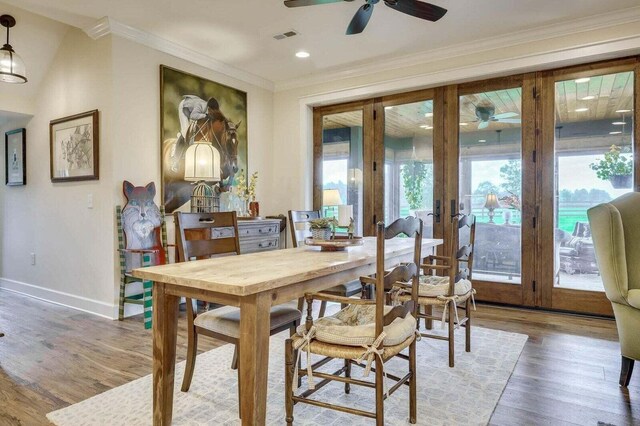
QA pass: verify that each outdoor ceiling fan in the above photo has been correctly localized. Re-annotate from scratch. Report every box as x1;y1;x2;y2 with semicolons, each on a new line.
474;103;521;129
283;0;447;35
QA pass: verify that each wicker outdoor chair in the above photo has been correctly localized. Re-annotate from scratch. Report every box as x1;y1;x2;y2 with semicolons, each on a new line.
284;216;423;425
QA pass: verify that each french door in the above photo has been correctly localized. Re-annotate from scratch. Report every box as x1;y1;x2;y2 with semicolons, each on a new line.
313;56;640;316
446;76;537;306
538;59;639;315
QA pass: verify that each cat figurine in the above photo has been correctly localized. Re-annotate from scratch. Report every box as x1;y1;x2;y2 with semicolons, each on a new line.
121;181;165;270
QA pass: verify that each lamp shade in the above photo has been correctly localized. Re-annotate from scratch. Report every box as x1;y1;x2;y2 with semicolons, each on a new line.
0;47;26;83
323;189;342;206
338;205;353;227
484;193;501;210
184;141;220;182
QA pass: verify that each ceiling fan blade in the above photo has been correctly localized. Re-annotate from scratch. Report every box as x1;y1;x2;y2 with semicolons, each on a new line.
384;0;447;22
284;0;345;7
478;121;489;130
346;3;374;35
497;119;522;124
492;112;519;119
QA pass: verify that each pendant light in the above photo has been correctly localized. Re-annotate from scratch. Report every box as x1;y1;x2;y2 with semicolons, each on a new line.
0;15;27;84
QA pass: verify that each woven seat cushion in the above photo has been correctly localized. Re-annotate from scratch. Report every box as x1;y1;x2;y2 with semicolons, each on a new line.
298;304;416;347
417;275;473;297
291;333;414;361
320;279;362;297
194;303;301;339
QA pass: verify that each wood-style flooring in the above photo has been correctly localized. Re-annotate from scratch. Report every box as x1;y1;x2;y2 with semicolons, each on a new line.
0;290;638;425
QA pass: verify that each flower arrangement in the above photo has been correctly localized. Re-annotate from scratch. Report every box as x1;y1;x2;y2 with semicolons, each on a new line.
233;169;248;200
248;171;258;202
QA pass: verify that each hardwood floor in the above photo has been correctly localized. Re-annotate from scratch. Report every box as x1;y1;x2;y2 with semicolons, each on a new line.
0;290;638;425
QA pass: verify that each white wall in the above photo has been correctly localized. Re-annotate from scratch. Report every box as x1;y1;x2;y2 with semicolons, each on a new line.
267;22;640;217
0;29;275;319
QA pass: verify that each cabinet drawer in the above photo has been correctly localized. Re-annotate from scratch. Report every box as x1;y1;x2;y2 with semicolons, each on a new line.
240;237;280;254
238;223;280;238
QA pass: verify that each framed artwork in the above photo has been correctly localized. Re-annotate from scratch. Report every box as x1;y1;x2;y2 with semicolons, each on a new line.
49;110;99;182
5;128;26;186
160;65;248;213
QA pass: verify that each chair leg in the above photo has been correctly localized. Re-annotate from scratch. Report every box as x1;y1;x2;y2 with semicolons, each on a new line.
344;359;352;394
118;277;126;321
448;302;455;368
375;353;384;426
425;305;433;330
620;356;635;387
181;327;198;392
409;339;417;424
142;279;153;330
465;299;471;353
319;301;327;318
285;339;295;426
231;345;238;370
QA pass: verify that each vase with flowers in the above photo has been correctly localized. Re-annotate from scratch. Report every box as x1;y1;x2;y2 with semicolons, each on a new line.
309;217;337;241
248;171;259;217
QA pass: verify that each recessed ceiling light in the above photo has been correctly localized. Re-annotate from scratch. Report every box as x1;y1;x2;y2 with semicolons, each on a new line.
575;108;589;112
459;122;468;126
616;109;631;113
384;106;393;110
612;121;626;125
581;96;595;100
295;51;310;58
478;139;486;143
424;112;433;118
420;125;433;129
575;78;591;83
609;131;622;135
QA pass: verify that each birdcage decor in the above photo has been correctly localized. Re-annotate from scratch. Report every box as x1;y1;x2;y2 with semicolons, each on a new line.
190;181;219;213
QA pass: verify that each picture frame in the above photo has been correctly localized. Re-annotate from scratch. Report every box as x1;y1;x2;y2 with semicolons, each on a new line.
160;65;248;213
5;128;26;186
49;110;99;182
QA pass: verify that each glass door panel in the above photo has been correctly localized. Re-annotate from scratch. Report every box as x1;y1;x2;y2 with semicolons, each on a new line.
554;70;635;292
383;100;435;237
321;110;364;235
458;88;523;285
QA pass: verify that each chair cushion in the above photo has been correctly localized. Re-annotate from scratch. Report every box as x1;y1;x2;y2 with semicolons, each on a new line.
417;275;473;297
194;302;301;339
298;304;416;347
627;289;640;310
320;279;363;297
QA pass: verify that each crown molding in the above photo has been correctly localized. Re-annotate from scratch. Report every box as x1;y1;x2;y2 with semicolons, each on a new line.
274;5;640;92
83;17;275;91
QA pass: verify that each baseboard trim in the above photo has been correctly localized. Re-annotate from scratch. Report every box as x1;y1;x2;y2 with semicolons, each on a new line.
0;278;116;320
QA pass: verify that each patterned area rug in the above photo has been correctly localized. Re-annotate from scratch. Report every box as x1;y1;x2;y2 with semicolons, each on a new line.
48;325;527;425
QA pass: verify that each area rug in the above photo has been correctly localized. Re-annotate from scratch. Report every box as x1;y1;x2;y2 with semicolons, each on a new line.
47;325;527;425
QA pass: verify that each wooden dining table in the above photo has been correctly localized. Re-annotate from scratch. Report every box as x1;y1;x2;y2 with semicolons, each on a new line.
133;236;442;425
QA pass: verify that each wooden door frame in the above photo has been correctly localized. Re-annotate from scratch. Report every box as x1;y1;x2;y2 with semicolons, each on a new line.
449;74;537;307
373;88;445;247
313;100;376;235
537;57;639;316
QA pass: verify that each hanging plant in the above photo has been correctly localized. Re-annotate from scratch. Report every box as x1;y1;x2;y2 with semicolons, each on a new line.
589;145;633;189
402;161;428;210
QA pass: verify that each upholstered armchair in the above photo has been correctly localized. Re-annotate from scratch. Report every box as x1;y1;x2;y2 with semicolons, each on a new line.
588;192;640;387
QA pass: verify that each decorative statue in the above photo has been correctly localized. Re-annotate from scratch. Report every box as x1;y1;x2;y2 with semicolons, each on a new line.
347;217;355;239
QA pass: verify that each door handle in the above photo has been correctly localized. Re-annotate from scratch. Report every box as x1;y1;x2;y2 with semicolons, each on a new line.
429;200;441;223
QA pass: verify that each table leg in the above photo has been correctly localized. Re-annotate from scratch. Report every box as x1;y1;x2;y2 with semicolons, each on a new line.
152;282;179;425
239;292;271;425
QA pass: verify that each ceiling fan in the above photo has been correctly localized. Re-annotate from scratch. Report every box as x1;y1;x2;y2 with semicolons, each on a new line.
283;0;447;35
474;103;521;129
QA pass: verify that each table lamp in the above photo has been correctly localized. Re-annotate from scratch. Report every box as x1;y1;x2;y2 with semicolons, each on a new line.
484;193;501;224
184;141;221;212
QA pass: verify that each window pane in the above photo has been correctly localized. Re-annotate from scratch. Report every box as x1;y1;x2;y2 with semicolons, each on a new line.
459;88;523;284
554;71;635;291
383;101;435;237
322;111;364;235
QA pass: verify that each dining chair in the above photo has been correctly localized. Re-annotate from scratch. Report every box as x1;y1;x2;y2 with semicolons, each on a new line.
174;211;302;416
284;217;423;425
288;210;363;316
394;213;476;368
588;193;640;387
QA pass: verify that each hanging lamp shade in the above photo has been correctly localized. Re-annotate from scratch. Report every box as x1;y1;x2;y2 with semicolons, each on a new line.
0;15;27;84
184;141;220;182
